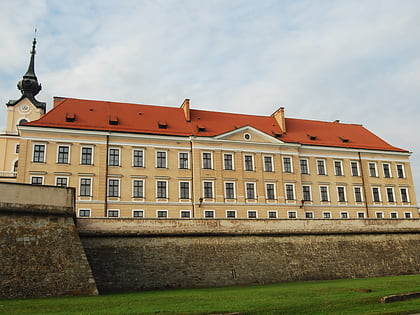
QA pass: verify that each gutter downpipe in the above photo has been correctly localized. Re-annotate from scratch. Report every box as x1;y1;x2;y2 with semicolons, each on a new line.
358;152;369;218
104;134;109;217
190;136;195;218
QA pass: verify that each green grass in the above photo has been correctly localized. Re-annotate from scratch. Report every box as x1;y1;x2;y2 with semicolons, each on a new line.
1;275;420;315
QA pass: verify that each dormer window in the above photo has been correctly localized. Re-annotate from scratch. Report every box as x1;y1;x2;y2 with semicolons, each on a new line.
339;136;349;143
307;134;317;140
66;113;76;122
109;115;119;125
158;121;168;129
197;124;206;132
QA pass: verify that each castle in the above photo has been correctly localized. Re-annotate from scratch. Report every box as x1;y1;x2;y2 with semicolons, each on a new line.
1;38;418;220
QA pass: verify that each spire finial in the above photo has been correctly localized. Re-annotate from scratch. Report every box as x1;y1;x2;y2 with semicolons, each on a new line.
17;33;42;97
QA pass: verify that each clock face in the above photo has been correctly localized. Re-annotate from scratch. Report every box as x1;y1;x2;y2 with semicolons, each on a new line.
20;104;30;112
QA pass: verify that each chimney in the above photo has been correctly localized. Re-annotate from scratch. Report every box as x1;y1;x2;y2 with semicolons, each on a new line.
53;96;67;108
271;107;286;133
181;98;191;122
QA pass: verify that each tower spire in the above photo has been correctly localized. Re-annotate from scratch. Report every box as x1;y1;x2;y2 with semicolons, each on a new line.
17;34;42;97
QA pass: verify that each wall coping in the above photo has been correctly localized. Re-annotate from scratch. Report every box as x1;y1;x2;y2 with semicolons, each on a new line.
77;218;420;236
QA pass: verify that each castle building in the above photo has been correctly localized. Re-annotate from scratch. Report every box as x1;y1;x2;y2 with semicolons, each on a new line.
1;40;418;219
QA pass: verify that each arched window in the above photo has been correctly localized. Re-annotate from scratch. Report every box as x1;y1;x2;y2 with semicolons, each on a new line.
19;119;28;125
13;160;18;173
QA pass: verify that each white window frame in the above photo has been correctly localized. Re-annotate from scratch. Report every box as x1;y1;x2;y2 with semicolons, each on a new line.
224;181;236;200
400;187;409;203
79;177;93;197
382;163;392;178
57;144;71;164
302;185;312;202
107;178;120;198
78;209;91;217
265;183;276;200
156;180;168;199
350;161;359;176
243;154;254;171
179;181;191;200
132;209;144;218
299;158;309;174
285;183;295;201
132;179;144;199
357;212;366;218
263;155;274;172
178;151;189;169
80;146;94;165
30;175;44;185
317;159;326;175
132;148;145;168
268;210;278;219
334;160;344;176
368;162;378;177
288;211;297;219
226;210;237;218
156;150;168;168
204;210;215;218
375;211;384;219
386;187;395;203
55;176;69;188
337;186;347;202
108;147;121;166
247;210;258;218
156;210;168;218
396;164;405;178
320;185;330;202
340;212;349;219
323;211;332;219
180;210;191;218
305;211;314;219
353;186;364;202
32;143;46;163
404;212;412;218
202;151;213;169
390;212;398;219
223;153;234;170
245;182;256;200
107;209;120;218
372;187;382;202
283;156;293;173
15;143;20;154
203;181;214;199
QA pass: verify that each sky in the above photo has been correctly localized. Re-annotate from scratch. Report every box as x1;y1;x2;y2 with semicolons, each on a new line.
1;0;420;200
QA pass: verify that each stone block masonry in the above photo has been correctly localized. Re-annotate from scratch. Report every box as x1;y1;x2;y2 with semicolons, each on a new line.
0;182;98;298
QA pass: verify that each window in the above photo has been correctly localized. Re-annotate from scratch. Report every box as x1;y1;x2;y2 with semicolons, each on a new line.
375;212;384;219
337;186;346;202
386;187;395;202
268;211;277;219
15;144;20;154
81;147;93;165
354;187;363;202
157;210;168;218
305;212;313;219
288;211;297;219
300;159;309;174
266;183;275;200
350;161;359;176
400;188;409;202
31;176;43;185
180;210;191;218
248;211;257;218
13;160;18;173
224;153;233;170
107;210;119;217
203;181;214;199
264;156;273;172
368;162;377;177
323;212;332;219
404;212;412;218
179;152;189;169
382;163;391;178
246;183;256;200
283;157;292;173
78;209;91;217
57;145;69;164
372;187;381;202
156;181;167;199
56;177;68;187
225;182;235;199
302;185;311;201
156;151;167;168
334;161;343;176
80;178;92;196
204;210;215;218
244;155;254;171
320;186;329;202
179;181;190;199
285;184;295;200
226;210;236;218
33;144;45;163
317;159;326;175
133;149;144;167
396;164;405;178
340;212;349;219
133;210;144;218
390;212;398;219
358;212;365;218
108;179;120;197
132;180;144;198
202;152;212;169
108;148;120;166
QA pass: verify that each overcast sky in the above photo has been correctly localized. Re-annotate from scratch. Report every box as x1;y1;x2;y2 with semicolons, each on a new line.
1;0;419;200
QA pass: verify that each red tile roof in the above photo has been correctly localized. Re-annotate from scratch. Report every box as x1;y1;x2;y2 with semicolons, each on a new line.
25;97;406;152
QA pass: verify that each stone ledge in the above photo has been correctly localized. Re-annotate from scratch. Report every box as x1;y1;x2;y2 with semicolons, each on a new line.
381;292;420;303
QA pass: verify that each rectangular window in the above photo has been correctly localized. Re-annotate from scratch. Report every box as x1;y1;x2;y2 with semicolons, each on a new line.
341;212;349;219
81;147;93;165
386;187;395;202
396;164;405;178
225;182;235;199
337;186;346;202
372;187;381;202
179;181;190;199
376;212;384;219
288;211;297;219
133;210;144;218
78;209;91;217
203;181;214;199
400;188;409;202
33;144;45;163
108;148;120;166
351;161;359;176
157;210;168;218
283;157;292;173
56;177;68;187
224;153;233;170
244;155;254;171
133;149;144;167
264;156;273;172
179;152;189;169
317;159;326;175
302;185;311;201
204;210;215;218
226;210;236;218
156;181;167;198
358;212;365;218
132;180;144;198
305;212;313;219
246;183;256;200
248;210;257;218
354;187;363;202
15;144;20;154
404;212;412;218
323;212;332;219
285;184;295;200
334;161;343;176
202;152;212;169
108;179;120;197
31;176;43;185
266;183;275;200
369;162;377;177
180;210;191;218
390;212;398;219
57;145;69;164
80;178;92;196
268;211;277;219
107;210;119;217
156;151;167;168
382;163;391;178
300;159;309;174
320;186;329;202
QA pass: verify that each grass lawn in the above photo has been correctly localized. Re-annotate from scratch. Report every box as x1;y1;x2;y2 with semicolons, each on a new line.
1;274;420;315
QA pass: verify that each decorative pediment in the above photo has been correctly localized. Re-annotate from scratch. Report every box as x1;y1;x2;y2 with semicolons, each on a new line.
213;126;284;144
